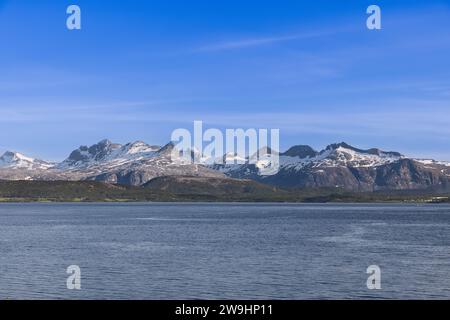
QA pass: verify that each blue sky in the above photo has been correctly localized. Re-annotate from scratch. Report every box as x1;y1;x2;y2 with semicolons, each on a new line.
0;0;450;161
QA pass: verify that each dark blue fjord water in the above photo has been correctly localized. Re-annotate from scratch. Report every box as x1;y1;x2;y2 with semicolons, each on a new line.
0;203;449;299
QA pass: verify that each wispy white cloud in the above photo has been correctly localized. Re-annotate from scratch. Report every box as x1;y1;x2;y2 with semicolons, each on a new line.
4;104;449;138
1;103;450;160
193;29;345;52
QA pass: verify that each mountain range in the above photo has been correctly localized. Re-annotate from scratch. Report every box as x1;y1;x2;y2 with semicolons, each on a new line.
1;139;450;192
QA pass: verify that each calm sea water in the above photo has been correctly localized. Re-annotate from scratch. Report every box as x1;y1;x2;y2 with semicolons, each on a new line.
0;203;449;299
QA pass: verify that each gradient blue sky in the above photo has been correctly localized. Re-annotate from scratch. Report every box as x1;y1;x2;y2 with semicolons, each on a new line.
0;0;449;161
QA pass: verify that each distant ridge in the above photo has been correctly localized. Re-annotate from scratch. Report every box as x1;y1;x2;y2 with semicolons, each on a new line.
1;140;450;191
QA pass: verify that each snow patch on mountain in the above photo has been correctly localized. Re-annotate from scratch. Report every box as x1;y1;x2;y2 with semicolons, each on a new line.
57;140;161;170
0;151;54;170
414;159;450;167
214;142;406;177
279;143;403;172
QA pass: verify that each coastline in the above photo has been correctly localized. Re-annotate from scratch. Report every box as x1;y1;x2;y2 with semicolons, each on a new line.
1;180;449;204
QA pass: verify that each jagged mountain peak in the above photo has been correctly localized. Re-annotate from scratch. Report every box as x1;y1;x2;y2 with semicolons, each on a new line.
0;151;53;170
158;142;176;155
324;142;403;158
97;138;112;146
325;142;361;152
88;139;121;159
59;139;164;169
121;141;160;154
1;151;34;163
250;146;279;159
281;145;318;158
326;141;347;149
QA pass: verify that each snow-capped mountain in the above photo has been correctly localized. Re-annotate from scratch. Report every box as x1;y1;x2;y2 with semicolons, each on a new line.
1;140;450;191
280;142;403;171
0;139;224;185
214;142;403;175
57;139;161;170
216;142;450;191
0;151;54;170
48;139;222;185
